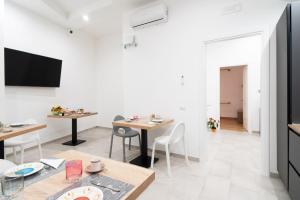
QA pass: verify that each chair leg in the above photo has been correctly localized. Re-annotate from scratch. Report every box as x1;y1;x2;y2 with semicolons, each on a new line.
38;141;43;160
129;138;131;150
183;138;189;165
35;134;43;160
151;142;157;169
13;147;17;163
20;146;25;164
165;144;172;177
109;134;114;158
122;138;126;162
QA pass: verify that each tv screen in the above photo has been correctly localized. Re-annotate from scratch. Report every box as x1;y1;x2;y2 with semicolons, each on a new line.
4;48;62;87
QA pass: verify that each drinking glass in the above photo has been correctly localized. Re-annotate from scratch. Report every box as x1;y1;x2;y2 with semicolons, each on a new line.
65;160;82;183
1;176;24;200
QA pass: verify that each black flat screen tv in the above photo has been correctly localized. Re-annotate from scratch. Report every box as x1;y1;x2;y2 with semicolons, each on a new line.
5;48;62;87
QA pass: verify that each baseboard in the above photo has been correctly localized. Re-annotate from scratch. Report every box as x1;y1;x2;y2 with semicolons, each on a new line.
270;172;279;178
95;126;112;131
95;126;201;162
252;130;260;134
6;126;200;163
154;148;200;162
126;144;200;162
41;126;99;145
5;126;98;157
220;117;238;120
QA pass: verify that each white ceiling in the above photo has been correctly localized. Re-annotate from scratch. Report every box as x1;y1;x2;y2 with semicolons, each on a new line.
8;0;154;37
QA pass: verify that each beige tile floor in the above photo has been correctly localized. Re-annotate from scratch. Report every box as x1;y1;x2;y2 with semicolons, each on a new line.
7;128;290;200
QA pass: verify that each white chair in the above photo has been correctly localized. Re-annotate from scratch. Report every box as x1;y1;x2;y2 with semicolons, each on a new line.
4;119;43;164
151;122;189;176
0;159;16;175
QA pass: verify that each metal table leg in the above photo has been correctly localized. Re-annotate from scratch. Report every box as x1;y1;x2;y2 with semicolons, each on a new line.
62;119;86;146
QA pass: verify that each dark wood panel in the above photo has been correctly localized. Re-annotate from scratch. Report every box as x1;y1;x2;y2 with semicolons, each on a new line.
289;164;300;200
276;6;289;188
289;130;300;173
291;2;300;122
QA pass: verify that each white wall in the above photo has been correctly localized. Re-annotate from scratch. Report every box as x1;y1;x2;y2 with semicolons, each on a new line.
121;0;286;159
220;67;244;118
269;30;277;174
3;1;98;144
206;35;262;132
95;34;124;127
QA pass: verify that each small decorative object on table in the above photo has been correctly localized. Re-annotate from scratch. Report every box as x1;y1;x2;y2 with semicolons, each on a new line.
0;121;3;132
207;118;219;132
78;108;85;114
51;106;64;116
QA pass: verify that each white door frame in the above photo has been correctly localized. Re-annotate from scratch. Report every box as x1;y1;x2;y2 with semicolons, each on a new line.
203;31;270;176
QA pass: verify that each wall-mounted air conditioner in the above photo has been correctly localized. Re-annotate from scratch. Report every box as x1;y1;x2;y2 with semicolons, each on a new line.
129;3;168;30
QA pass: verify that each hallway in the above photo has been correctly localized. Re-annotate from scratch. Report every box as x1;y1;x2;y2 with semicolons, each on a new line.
220;117;246;132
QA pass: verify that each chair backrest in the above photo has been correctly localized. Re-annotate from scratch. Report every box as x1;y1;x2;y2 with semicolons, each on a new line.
17;119;40;141
169;122;185;144
0;159;16;175
112;115;131;133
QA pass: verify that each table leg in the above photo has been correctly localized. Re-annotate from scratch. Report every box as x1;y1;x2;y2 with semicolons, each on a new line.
0;140;4;159
62;119;86;146
129;129;159;168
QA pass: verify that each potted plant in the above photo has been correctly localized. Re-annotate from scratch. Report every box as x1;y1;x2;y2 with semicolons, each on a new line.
207;118;219;132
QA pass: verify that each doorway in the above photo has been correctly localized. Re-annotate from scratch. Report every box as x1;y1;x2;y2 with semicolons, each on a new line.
204;33;267;174
220;66;246;132
206;34;261;134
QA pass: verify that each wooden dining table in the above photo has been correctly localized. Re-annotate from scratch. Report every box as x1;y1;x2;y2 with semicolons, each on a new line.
112;117;174;168
24;150;155;200
48;112;97;146
0;124;47;159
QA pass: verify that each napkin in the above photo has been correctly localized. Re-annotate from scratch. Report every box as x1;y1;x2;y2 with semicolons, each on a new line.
40;158;64;169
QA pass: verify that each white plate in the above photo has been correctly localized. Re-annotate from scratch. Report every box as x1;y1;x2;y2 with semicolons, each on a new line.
9;123;24;128
4;162;44;177
57;186;103;200
151;119;164;123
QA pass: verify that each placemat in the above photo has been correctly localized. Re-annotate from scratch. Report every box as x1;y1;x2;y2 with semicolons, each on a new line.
24;161;66;186
47;174;134;200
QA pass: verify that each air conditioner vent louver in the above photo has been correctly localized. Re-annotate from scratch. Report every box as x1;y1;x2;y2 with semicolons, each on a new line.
130;3;168;30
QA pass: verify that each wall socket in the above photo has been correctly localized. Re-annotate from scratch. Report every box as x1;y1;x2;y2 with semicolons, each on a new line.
179;106;186;111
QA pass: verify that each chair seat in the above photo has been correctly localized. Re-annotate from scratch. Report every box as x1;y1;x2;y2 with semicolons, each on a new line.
114;130;140;137
154;136;171;145
5;138;35;147
0;159;16;175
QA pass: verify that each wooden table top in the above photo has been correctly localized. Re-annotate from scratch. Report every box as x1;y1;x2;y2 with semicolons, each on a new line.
47;112;98;119
24;150;155;200
112;117;174;130
288;124;300;136
0;124;47;141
